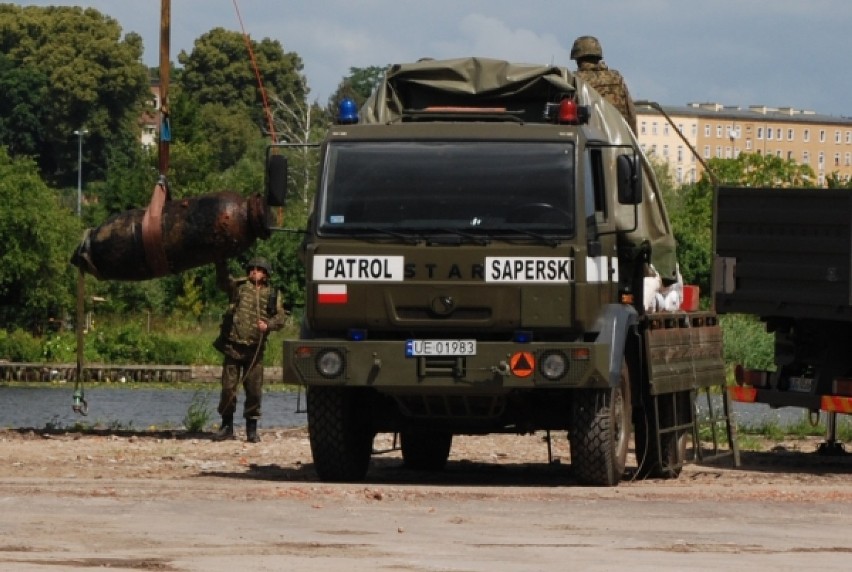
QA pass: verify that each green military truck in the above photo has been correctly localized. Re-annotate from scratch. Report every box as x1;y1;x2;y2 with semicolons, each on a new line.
274;58;732;485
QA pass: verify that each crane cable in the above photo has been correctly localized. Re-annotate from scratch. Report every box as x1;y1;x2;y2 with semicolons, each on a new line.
232;0;277;143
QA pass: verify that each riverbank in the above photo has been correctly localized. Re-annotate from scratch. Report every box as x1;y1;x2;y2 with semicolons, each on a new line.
0;361;283;383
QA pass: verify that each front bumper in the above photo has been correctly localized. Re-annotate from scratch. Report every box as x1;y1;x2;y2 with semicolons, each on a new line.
283;339;612;393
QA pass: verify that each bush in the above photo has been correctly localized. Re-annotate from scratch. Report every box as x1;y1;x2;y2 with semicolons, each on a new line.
0;328;43;361
720;313;775;371
91;323;155;363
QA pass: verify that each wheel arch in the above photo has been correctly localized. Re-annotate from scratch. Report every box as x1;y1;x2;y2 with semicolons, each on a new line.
591;303;640;389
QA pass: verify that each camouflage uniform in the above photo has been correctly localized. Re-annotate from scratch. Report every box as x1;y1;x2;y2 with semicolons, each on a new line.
214;258;286;440
571;36;638;133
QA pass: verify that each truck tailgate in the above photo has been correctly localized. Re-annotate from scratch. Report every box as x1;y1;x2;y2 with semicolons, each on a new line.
714;186;852;321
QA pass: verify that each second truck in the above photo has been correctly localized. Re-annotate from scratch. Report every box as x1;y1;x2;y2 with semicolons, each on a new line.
275;57;734;485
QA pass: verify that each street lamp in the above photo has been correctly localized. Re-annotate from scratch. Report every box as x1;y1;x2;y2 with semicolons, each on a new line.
73;128;88;217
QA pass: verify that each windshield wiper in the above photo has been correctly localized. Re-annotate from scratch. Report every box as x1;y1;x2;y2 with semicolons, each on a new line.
429;228;491;246
329;226;422;244
363;227;423;244
496;227;563;247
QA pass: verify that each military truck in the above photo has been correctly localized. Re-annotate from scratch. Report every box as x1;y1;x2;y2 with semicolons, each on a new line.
275;57;732;485
716;186;852;453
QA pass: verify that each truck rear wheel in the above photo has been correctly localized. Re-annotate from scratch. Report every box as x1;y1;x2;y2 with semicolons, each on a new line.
570;362;632;486
401;429;453;471
307;386;374;482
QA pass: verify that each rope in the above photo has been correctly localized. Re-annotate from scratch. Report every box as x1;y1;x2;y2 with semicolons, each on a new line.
232;0;276;142
72;269;88;416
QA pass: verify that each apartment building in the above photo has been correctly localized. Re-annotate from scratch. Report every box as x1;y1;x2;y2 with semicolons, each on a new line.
636;102;852;186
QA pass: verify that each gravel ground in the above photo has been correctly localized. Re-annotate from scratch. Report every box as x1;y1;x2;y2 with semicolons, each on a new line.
1;427;850;571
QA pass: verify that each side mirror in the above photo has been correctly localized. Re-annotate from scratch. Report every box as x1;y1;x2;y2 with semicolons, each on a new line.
616;154;643;205
266;153;288;207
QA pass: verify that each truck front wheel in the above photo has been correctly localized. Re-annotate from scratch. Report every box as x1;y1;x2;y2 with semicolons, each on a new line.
307;386;374;482
401;429;453;471
570;362;632;486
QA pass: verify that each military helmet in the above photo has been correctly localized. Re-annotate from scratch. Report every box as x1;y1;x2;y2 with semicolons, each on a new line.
570;35;603;60
246;257;272;274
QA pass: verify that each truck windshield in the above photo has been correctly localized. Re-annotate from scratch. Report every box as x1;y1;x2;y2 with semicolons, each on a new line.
318;141;575;236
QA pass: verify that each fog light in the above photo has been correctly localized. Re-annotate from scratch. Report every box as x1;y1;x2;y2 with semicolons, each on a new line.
316;349;345;378
540;351;568;380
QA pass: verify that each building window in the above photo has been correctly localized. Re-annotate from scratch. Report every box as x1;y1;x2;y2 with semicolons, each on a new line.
835;153;841;166
745;139;752;150
677;145;683;163
787;128;794;141
663;124;669;136
787;151;794;160
835;130;842;144
703;145;710;159
716;145;722;158
847;131;852;144
804;129;810;142
676;167;683;183
704;125;711;137
819;151;825;165
691;124;697;137
652;122;658;135
803;151;810;164
767;127;773;140
776;150;782;158
819;130;826;143
846;152;851;166
757;127;763;139
640;121;647;135
663;144;669;158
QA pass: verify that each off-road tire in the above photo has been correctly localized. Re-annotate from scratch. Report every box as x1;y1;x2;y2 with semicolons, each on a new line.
569;362;632;486
400;430;453;471
307;386;373;482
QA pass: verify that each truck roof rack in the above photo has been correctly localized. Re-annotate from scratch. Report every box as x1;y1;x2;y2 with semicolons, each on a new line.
401;107;525;123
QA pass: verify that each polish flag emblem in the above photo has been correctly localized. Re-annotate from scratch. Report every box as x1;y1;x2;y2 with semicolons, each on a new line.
318;284;348;304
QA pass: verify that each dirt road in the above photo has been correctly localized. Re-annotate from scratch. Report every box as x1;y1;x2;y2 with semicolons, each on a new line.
1;427;850;571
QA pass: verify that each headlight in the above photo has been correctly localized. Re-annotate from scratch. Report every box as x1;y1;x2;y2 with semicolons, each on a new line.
316;349;345;378
540;351;568;380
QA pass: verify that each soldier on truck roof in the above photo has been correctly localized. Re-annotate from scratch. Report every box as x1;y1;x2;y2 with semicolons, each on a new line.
571;35;638;133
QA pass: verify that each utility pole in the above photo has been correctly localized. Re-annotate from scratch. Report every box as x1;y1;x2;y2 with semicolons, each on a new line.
73;128;88;216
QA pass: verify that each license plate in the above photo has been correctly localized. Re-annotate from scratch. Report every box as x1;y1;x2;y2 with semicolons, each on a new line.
788;376;814;392
405;339;477;357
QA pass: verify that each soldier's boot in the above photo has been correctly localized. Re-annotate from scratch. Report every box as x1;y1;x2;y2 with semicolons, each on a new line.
246;418;261;443
213;415;235;441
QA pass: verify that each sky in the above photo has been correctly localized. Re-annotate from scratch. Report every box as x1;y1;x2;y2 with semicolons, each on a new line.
17;0;852;117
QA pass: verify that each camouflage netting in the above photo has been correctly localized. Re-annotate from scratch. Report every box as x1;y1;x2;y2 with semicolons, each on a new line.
361;57;677;282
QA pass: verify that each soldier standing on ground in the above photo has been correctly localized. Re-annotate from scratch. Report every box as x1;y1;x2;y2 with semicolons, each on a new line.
212;257;286;442
571;35;638;133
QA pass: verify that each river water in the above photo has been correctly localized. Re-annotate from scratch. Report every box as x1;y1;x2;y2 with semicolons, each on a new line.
0;384;818;432
0;384;307;430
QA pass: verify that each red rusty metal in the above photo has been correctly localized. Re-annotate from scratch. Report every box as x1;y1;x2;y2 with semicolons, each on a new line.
71;190;270;281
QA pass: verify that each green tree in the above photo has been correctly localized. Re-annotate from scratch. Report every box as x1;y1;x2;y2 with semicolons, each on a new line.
711;152;815;188
0;5;149;186
826;172;852;189
0;148;80;332
0;54;49;158
177;27;307;133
